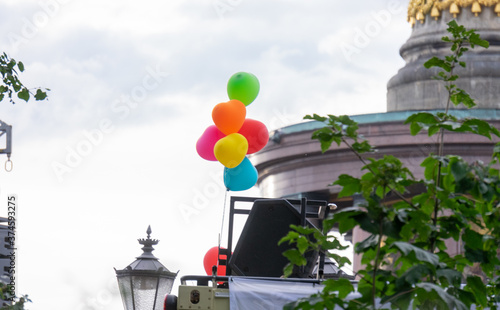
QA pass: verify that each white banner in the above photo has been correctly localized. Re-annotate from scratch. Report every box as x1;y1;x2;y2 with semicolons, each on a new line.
229;277;324;310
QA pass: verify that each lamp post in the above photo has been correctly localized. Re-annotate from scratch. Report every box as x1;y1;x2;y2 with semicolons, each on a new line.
115;226;178;310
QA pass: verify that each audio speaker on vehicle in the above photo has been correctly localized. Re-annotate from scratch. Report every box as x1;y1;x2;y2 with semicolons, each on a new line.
229;199;320;278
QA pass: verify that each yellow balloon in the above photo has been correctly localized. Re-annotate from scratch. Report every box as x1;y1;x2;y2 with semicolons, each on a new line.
214;133;248;168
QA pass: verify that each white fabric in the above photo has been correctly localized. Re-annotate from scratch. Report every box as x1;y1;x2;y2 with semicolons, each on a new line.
229;277;324;310
228;277;500;310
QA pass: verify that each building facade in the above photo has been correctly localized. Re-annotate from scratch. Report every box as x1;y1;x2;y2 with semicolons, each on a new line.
251;1;500;273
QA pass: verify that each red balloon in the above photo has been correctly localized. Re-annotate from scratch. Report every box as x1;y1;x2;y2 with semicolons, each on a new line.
203;246;227;276
238;119;269;154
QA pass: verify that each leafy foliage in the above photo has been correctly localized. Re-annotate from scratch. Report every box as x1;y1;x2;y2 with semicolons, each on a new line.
0;52;46;308
0;282;30;309
281;21;500;309
0;52;49;104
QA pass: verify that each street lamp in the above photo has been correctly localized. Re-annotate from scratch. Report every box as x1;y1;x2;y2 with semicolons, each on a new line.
115;226;178;310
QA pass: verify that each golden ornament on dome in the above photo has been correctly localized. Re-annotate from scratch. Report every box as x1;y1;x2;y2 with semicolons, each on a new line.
408;0;500;25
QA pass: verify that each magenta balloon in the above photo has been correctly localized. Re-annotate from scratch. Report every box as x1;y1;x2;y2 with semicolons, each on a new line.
196;125;226;161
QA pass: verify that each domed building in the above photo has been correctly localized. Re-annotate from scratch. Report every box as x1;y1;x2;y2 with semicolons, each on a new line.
251;0;500;273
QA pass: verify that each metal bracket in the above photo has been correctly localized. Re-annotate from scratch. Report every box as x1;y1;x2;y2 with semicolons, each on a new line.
0;120;12;157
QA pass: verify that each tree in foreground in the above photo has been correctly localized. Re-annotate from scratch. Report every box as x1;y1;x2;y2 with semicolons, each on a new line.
0;282;30;310
0;52;46;309
0;52;48;104
281;21;500;310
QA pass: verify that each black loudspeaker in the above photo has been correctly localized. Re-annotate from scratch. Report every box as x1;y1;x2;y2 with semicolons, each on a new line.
229;199;321;278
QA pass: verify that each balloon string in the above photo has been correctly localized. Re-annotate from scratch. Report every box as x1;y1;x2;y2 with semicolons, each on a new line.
218;189;229;269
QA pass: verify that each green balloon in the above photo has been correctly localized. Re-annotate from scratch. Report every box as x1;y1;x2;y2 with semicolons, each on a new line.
227;72;260;106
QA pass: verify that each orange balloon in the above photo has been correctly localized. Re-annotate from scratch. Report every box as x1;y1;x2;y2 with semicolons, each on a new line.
212;100;246;135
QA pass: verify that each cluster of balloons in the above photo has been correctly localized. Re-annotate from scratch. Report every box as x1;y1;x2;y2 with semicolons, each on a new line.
196;72;268;191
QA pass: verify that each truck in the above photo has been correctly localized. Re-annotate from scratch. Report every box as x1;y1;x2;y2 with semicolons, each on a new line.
163;196;354;310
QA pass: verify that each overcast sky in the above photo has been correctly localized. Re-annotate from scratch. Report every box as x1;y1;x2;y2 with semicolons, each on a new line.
0;1;411;309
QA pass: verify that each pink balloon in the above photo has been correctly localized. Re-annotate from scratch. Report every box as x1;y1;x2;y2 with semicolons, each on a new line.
196;125;226;161
238;119;269;154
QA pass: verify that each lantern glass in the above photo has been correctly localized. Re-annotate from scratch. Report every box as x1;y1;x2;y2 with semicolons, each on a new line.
116;276;134;310
155;277;175;307
132;276;158;310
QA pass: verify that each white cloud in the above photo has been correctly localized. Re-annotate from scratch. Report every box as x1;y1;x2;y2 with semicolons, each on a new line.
0;0;415;309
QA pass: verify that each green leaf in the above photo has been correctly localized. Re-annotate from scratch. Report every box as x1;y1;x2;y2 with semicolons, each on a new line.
454;288;476;308
34;88;47;101
11;76;22;92
450;159;468;182
304;114;327;122
354;212;380;236
463;118;500;138
291;224;316;236
278;231;300;246
428;125;441;136
392;241;439;265
311;127;339;153
466;276;488;307
323;278;354;299
17;61;24;72
494;142;500;156
447;19;459;30
462;228;483;250
282;248;307;266
415;282;468;310
296;236;309;255
424;57;452;72
469;32;489;49
331;207;365;234
450;88;476;108
355;234;379;253
405;112;439;126
282;263;294;278
405;112;441;136
17;88;29;102
464;247;488;263
421;156;439;180
409;121;423;136
327;253;351;269
436;268;462;287
333;174;361;198
351;140;374;154
397;264;432;286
